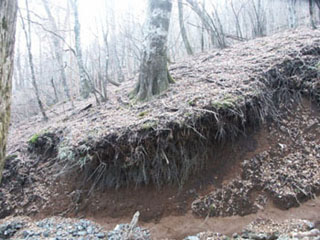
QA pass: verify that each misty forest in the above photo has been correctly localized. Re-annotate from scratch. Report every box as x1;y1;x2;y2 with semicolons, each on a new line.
1;0;320;239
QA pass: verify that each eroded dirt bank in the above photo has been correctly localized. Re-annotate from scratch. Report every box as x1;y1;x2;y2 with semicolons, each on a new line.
1;27;320;239
1;98;319;239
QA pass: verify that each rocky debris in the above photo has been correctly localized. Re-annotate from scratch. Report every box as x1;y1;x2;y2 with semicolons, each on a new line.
107;223;151;240
0;221;24;239
192;101;320;217
0;150;53;219
239;218;320;240
107;211;150;240
186;218;320;240
191;179;262;217
185;232;229;240
0;214;151;240
0;217;107;239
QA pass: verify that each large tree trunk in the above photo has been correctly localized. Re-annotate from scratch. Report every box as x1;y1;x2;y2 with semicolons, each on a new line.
70;0;91;99
132;0;173;101
0;0;18;184
178;0;193;55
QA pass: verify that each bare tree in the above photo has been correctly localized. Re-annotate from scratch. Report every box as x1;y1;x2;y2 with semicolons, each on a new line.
230;0;246;39
69;0;91;99
20;0;48;121
0;0;18;184
201;0;205;52
42;0;72;101
186;0;227;49
248;0;266;37
178;0;193;55
14;41;24;90
131;0;174;101
288;0;297;28
309;0;317;29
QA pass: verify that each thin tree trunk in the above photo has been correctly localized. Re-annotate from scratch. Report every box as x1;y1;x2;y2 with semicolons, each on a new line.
178;0;193;55
288;0;297;28
230;0;244;39
42;0;71;101
15;42;24;89
186;0;226;49
309;0;317;29
70;0;91;99
51;77;59;103
248;0;266;38
102;28;109;100
0;0;18;184
201;0;205;52
20;1;48;121
187;0;215;47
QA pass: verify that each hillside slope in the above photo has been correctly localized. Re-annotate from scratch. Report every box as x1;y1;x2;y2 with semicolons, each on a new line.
0;27;320;239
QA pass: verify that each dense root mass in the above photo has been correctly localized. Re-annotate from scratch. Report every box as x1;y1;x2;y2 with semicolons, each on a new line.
192;100;320;217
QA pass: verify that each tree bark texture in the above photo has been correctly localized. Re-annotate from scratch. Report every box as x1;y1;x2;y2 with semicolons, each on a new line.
0;0;18;184
133;0;173;101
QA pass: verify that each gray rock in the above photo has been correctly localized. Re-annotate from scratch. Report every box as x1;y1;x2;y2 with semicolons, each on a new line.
77;225;84;231
184;236;200;240
0;221;24;239
87;226;94;234
78;231;87;236
95;232;106;238
43;230;50;237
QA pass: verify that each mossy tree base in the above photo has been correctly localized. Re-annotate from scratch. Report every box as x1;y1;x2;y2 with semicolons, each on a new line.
131;0;173;102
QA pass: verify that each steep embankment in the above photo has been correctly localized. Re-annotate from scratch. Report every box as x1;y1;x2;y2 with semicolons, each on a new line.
1;27;320;239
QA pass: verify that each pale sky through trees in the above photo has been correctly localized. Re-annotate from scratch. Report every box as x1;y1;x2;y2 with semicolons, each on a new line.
18;0;147;47
78;0;147;43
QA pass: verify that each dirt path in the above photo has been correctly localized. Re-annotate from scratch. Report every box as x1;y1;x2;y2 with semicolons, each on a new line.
90;197;320;239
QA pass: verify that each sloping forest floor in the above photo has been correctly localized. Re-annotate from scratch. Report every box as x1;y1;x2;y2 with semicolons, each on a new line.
1;27;320;239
